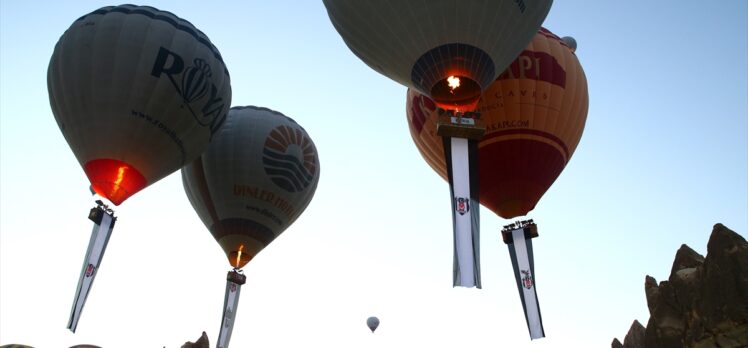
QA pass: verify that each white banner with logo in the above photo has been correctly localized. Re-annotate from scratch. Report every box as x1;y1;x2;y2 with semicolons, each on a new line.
444;137;481;288
217;271;245;348
68;206;115;332
507;227;544;339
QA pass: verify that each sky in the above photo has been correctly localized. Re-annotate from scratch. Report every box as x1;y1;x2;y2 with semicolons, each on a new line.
1;1;746;347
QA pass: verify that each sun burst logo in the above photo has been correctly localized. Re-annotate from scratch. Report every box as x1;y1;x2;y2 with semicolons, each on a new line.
262;125;317;192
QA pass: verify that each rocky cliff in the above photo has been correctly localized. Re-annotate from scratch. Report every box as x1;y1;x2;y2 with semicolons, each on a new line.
180;332;209;348
612;223;747;348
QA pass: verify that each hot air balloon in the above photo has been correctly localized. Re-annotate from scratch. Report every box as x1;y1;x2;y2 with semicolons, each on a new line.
367;316;380;333
324;0;553;289
47;5;231;332
324;0;553;112
407;28;589;339
182;106;320;348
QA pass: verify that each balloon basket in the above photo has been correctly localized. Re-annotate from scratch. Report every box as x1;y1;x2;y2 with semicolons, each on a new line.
68;200;116;332
436;109;485;140
501;220;544;339
217;269;246;348
501;220;539;243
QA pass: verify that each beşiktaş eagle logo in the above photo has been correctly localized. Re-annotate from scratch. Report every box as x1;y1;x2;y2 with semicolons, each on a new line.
263;125;317;193
521;269;533;289
455;197;470;215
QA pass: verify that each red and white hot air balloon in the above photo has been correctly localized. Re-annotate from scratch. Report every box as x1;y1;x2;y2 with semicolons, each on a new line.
47;4;231;332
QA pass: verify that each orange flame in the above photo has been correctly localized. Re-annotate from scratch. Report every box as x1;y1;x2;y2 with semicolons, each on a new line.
110;166;127;196
235;245;244;268
447;76;460;93
115;166;126;185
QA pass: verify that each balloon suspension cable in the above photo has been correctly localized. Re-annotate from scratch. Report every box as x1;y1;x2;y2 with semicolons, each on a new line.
217;269;247;348
501;219;545;340
67;199;117;332
437;108;485;288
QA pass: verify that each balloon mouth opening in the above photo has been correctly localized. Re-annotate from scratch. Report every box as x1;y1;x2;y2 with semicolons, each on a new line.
430;76;481;112
84;159;147;205
229;249;252;269
491;201;534;220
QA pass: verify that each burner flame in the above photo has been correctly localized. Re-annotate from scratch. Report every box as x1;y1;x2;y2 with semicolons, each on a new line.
447;76;461;93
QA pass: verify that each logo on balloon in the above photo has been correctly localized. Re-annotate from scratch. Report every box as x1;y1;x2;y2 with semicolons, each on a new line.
521;269;533;289
181;59;212;103
85;264;96;278
455;197;470;215
262;125;317;193
497;50;566;88
151;46;227;136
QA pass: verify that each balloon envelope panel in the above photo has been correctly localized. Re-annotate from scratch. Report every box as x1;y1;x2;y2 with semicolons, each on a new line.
48;5;232;205
323;0;552;110
407;28;588;218
182;106;320;268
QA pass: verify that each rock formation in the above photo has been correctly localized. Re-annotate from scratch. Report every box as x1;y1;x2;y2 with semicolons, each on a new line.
181;332;209;348
612;224;747;348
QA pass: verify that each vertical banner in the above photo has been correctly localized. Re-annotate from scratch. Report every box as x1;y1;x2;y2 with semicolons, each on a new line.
68;205;116;332
443;136;481;288
217;270;246;348
505;225;544;339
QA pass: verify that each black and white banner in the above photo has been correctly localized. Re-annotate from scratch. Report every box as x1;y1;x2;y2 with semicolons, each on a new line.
443;137;481;288
217;271;246;348
507;227;544;339
68;206;116;332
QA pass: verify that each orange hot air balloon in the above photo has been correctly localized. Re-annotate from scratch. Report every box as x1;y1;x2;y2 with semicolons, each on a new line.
407;28;588;219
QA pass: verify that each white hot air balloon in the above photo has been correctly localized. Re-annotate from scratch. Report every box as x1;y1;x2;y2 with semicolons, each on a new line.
182;106;320;348
47;4;231;332
323;0;553;111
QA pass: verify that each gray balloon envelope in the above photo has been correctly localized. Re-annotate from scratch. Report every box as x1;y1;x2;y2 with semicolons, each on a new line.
367;316;380;332
182;106;320;268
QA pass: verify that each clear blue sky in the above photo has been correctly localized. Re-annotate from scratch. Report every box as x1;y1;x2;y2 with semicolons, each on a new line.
1;1;746;347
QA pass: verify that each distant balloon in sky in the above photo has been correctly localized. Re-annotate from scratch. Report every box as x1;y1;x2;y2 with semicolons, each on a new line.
407;28;589;219
323;0;553;111
47;4;231;333
367;316;380;333
48;4;232;206
182;106;320;347
182;106;320;269
561;36;577;52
